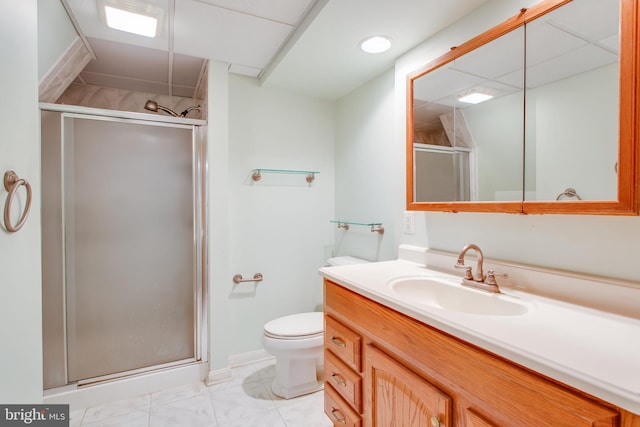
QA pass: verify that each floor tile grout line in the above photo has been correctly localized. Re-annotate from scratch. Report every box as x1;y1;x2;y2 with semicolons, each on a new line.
206;386;220;426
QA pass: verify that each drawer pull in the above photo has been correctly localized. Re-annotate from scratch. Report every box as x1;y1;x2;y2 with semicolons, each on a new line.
430;416;441;427
331;408;347;424
330;336;347;348
331;373;347;386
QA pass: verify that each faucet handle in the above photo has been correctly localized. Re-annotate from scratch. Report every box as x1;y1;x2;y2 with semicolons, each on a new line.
454;262;473;280
485;270;508;285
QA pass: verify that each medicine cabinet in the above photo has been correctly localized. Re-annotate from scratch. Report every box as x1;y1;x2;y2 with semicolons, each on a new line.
406;0;639;215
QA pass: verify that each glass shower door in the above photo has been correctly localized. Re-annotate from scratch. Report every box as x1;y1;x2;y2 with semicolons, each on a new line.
63;115;199;383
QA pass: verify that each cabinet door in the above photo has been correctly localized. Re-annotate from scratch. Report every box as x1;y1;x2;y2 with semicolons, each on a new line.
365;345;452;427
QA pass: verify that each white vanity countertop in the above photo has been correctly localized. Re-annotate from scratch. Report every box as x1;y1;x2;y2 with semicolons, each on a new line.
319;257;640;414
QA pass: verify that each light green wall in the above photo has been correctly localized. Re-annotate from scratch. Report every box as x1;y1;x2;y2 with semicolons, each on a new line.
335;69;400;261
0;0;43;402
532;64;618;200
226;74;336;355
463;92;524;200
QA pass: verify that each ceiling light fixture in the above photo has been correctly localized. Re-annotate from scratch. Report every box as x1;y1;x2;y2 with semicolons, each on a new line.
105;5;157;37
99;0;164;38
359;36;392;54
458;91;494;104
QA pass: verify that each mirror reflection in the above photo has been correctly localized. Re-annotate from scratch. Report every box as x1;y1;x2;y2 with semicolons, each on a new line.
411;0;620;205
524;0;619;201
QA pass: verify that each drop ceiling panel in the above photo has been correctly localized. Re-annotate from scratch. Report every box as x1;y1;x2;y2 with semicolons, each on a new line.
526;22;588;68
496;69;524;89
84;38;169;83
192;0;314;25
545;0;619;42
454;29;524;80
173;0;293;70
172;53;205;86
445;70;486;99
413;65;456;102
63;0;526;101
599;34;619;53
526;44;618;88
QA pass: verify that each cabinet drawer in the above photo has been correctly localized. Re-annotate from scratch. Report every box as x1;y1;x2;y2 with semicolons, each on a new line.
325;382;362;427
325;349;362;413
325;315;362;372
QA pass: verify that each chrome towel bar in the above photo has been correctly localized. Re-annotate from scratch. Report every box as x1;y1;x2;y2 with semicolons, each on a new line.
3;170;32;232
233;273;264;284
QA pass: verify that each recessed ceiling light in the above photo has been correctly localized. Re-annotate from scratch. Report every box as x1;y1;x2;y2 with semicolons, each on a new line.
359;36;392;54
104;5;157;37
99;0;165;38
458;91;493;104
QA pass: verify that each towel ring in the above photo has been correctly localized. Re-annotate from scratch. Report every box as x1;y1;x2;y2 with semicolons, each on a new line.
555;187;582;201
3;171;32;232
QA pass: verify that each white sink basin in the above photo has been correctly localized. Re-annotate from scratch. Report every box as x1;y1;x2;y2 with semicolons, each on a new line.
388;277;530;316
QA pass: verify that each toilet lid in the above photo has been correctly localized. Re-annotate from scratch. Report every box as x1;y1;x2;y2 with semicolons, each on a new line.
264;312;323;338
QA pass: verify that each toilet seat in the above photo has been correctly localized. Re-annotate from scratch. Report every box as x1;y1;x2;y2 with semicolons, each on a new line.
264;312;323;340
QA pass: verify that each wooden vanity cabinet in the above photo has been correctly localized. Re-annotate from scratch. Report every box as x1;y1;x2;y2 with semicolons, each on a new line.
324;279;640;427
324;314;364;426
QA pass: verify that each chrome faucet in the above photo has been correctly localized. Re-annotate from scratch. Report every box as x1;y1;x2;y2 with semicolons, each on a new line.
455;244;507;293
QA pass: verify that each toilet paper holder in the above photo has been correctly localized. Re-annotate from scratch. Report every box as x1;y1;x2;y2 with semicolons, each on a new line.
233;273;264;284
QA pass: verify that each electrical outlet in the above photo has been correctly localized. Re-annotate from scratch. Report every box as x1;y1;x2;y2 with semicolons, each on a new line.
403;211;415;234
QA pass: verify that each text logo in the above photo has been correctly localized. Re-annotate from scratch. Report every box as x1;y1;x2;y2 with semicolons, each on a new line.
0;405;69;426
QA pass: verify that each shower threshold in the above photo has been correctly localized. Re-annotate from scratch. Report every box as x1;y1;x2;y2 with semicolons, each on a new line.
76;357;199;387
43;360;209;411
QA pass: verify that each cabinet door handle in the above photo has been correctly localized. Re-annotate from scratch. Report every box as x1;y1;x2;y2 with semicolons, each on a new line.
430;415;441;427
330;336;347;348
331;373;347;386
331;408;347;424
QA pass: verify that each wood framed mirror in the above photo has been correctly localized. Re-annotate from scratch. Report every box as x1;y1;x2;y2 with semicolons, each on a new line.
406;0;639;215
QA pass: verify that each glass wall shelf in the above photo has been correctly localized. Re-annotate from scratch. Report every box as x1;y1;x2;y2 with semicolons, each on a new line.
330;220;384;234
251;168;319;183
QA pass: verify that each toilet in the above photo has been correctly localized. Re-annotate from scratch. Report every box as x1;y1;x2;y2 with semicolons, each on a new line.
262;256;368;399
263;312;324;399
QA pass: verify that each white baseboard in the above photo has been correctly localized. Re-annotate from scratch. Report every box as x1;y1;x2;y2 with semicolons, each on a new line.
206;350;274;386
205;367;232;386
229;349;274;367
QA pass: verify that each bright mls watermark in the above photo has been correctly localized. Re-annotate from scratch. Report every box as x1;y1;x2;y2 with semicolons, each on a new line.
0;405;69;426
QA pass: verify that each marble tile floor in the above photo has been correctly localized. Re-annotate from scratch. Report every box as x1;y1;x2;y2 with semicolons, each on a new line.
69;359;333;427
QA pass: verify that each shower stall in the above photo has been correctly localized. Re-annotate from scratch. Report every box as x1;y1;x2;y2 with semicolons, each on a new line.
40;105;207;391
